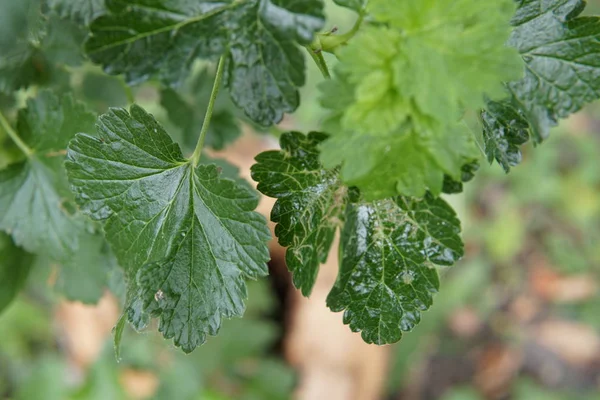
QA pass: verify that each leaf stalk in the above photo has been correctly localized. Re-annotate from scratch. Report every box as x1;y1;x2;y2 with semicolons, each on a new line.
0;111;33;157
190;56;226;167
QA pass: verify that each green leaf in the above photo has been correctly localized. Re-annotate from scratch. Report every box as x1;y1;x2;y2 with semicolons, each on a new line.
65;105;271;353
0;0;49;92
53;232;114;304
327;195;464;344
160;67;240;152
442;161;480;195
47;0;106;25
320;122;478;200
251;132;346;296
506;0;600;142
485;0;600;164
0;233;34;314
0;2;86;93
0;91;96;260
319;0;521;198
481;99;530;173
85;0;325;126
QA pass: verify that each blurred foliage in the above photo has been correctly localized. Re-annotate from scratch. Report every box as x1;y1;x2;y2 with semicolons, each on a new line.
386;118;600;398
0;281;293;400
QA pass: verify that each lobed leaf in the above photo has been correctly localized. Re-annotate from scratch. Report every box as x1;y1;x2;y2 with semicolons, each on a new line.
65;105;271;352
484;0;600;170
252;132;346;295
85;0;325;126
319;0;521;199
327;195;464;344
253;132;466;344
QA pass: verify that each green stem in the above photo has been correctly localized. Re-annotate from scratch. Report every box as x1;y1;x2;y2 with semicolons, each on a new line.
318;14;364;54
305;46;331;79
190;56;226;167
0;111;33;157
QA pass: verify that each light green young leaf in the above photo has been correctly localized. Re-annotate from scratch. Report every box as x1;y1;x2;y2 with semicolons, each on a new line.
327;195;464;344
319;0;521;198
0;92;96;260
65;105;271;353
251;132;346;296
320;122;478;200
85;0;325;126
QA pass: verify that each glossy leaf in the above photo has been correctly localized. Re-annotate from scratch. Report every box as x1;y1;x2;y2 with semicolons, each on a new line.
252;132;346;295
481;99;530;173
327;195;464;344
0;92;96;260
65;105;271;352
484;0;600;168
85;0;325;126
507;0;600;142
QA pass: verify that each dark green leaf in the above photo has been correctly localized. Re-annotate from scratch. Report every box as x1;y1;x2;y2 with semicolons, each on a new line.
65;105;271;353
0;92;96;260
327;195;464;344
251;132;346;295
442;161;480;194
0;233;34;314
85;0;325;125
508;0;600;142
486;0;600;162
481;99;530;173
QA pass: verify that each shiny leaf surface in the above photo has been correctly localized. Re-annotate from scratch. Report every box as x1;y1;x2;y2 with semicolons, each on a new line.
65;105;271;352
327;195;464;344
85;0;325;126
252;132;346;296
484;0;600;167
481;99;531;173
